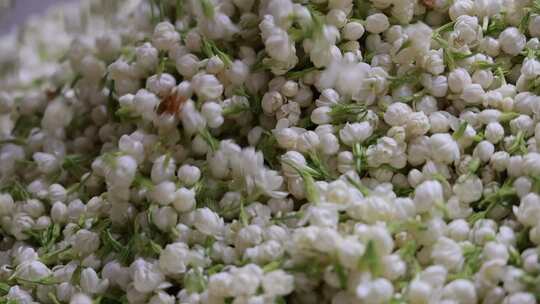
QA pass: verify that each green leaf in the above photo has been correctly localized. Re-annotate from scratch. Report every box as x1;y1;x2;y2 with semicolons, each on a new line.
353;143;366;176
468;158;480;174
175;0;183;20
345;174;370;196
103;229;124;253
11;275;59;286
200;0;215;18
275;297;287;304
0;283;10;295
516;227;532;252
257;132;280;169
133;174;154;190
198;128;219;152
329;103;368;124
448;244;482;280
334;262;348;289
201;37;232;66
233;86;263;115
13;114;40;139
239;199;249;227
308;151;333;180
206;264;224;275
184;268;207;293
263;260;284;273
358;240;381;276
484;15;506;36
222;102;250;116
353;0;371;19
106;80;120;122
452;121;468;140
115;107;140;122
508;131;528;155
285;66;319;80
48;292;61;304
1;180;30;201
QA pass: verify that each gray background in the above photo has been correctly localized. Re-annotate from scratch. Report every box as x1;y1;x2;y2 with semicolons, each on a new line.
0;0;76;34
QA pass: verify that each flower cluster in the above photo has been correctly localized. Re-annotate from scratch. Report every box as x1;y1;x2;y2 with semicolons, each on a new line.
2;0;540;303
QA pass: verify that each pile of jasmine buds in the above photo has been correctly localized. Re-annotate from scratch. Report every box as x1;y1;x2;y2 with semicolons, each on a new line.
2;0;540;303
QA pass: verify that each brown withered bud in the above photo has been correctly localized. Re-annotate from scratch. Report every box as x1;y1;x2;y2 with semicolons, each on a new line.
157;87;188;115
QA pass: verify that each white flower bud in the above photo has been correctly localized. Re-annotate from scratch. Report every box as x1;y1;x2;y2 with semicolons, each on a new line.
502;292;536;304
146;73;176;97
152;206;178;231
226;60;249;86
262;270;294;296
414;180;443;213
71;229;100;255
149;181;176;205
429;133;460;164
442;279;477;303
356;278;394;304
159;242;190;274
131;259;165;293
406;111;431;137
261;91;283;115
134;42;158;73
296;131;320;152
176;54;200;78
499;27;526;56
192;73;223;100
281;80;299;98
431;237;463;271
448;68;472;93
407;279;432;303
454;15;481;45
193;208;224;236
365;13;390;34
274;127;298;150
70;293;93;304
473;140;495;162
172;187;196;213
343;21;365;41
80;268;108;294
149;291;175;304
0;193;14;216
0;92;14;113
461;83;484;105
151;154;176;184
311;106;332;125
320;133;339;155
448;219;470;241
514;193;540;226
384;102;412;126
152;22;181;51
206;55;225;74
339;122;373;146
201;101;224;128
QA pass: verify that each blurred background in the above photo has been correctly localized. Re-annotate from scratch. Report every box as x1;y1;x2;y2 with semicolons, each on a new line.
0;0;75;34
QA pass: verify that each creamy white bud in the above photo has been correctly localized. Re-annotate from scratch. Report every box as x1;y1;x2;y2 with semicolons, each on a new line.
414;180;443;213
499;27;526;56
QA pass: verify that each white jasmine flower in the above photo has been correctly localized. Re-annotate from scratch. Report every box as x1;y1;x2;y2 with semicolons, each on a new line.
498;27;526;56
262;270;294;296
339;122;373;146
317;55;371;101
414;180;443;213
193;208;225;237
159;242;191;275
429;133;460;164
131;259;166;293
431;237;464;271
152;22;181;51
